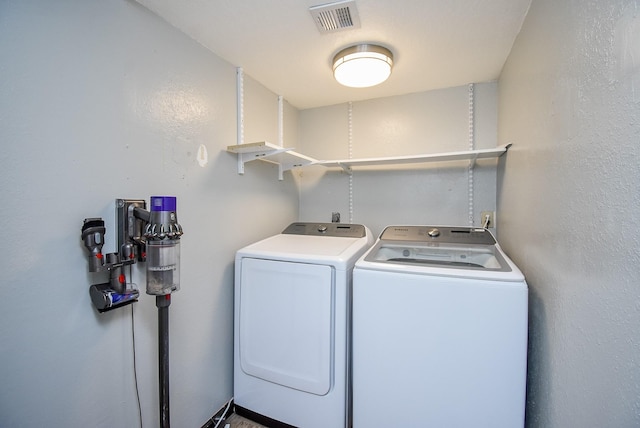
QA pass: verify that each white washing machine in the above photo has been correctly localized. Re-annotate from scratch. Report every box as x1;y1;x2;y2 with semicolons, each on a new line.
234;222;373;428
352;225;528;428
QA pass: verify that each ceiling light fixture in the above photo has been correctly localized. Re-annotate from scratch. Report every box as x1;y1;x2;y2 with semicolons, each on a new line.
332;44;393;88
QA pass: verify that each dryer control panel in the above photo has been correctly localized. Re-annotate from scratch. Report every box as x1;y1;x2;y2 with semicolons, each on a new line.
282;222;367;238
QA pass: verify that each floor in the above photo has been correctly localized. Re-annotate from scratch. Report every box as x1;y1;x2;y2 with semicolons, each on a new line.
223;413;269;428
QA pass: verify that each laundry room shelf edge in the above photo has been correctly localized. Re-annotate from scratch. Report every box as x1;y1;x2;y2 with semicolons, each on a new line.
226;142;512;179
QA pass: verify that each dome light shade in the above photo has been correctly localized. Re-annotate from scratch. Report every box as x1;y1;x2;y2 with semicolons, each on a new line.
333;44;393;88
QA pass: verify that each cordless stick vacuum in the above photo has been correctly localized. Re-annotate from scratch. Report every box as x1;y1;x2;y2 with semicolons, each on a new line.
82;197;183;428
145;196;183;428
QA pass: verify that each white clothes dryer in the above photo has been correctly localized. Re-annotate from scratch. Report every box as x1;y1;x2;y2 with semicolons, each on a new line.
352;225;528;428
234;222;373;428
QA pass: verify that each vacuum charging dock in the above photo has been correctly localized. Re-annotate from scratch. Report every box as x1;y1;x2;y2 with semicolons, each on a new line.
82;197;182;312
82;202;143;313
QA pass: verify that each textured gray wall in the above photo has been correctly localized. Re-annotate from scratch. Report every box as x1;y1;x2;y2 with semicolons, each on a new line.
298;83;500;237
498;0;640;426
0;1;298;426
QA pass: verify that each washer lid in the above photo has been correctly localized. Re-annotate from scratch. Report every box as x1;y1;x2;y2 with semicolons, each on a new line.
365;241;511;272
365;225;511;272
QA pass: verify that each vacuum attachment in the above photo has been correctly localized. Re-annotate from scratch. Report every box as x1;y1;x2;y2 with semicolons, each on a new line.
82;215;138;312
89;283;139;313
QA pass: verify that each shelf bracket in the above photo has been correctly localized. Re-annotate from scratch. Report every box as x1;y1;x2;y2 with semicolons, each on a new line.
237;67;245;174
336;162;353;175
468;154;478;169
238;153;246;175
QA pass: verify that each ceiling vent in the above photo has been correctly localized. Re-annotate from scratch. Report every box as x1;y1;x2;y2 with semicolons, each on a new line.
309;0;361;33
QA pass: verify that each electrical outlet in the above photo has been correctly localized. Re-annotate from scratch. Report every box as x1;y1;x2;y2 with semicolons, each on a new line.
480;211;495;228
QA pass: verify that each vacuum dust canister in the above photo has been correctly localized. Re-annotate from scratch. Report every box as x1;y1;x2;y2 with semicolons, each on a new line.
145;196;183;296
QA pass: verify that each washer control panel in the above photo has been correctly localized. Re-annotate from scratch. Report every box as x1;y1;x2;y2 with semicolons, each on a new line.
282;222;367;238
379;225;495;245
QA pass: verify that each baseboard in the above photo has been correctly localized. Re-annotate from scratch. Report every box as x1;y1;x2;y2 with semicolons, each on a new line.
234;405;297;428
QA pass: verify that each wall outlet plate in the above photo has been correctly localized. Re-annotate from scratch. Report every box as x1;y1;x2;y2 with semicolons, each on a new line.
480;211;495;228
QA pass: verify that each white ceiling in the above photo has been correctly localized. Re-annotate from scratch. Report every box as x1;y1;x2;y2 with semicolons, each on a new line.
136;0;532;110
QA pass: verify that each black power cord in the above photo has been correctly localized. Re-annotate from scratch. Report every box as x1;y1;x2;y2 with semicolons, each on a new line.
129;266;143;428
